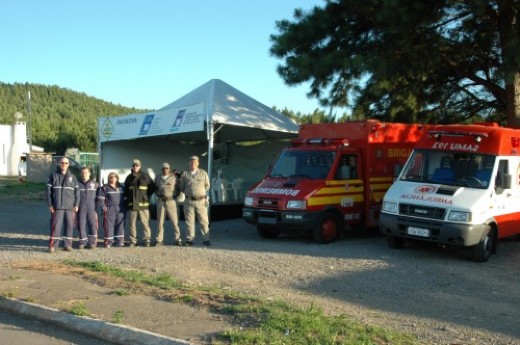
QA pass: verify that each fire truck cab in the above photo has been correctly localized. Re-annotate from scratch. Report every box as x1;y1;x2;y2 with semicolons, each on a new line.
242;120;427;243
380;122;520;261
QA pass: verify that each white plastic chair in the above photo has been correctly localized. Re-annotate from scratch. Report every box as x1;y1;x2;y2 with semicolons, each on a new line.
232;178;244;201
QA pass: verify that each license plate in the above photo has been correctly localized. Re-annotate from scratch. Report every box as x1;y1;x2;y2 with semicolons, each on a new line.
258;216;276;224
407;227;429;237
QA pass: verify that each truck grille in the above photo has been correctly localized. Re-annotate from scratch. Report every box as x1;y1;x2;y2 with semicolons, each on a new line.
258;198;280;208
399;203;446;220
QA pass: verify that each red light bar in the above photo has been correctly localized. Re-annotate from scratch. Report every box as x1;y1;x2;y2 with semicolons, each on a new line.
291;138;350;146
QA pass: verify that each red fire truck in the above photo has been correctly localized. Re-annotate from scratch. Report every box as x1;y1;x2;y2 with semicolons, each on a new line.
242;120;428;243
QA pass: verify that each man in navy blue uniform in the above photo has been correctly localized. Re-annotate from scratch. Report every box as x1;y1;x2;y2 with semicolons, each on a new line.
46;157;80;253
77;166;99;249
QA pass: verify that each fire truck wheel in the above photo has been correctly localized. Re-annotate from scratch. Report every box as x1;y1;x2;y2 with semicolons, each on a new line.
313;213;339;244
471;229;495;262
257;225;279;239
386;235;405;249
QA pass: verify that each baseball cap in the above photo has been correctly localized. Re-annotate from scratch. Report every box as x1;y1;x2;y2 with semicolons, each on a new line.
189;155;199;161
162;162;170;169
132;159;141;166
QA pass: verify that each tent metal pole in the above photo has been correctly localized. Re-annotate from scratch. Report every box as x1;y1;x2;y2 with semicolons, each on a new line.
207;115;214;223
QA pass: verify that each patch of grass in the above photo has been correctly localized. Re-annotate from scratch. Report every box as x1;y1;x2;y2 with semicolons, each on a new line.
7;275;22;281
62;260;418;345
1;291;18;298
0;176;45;201
69;301;89;316
224;302;417;344
112;288;130;296
178;294;193;303
112;310;124;324
24;297;36;303
64;260;182;290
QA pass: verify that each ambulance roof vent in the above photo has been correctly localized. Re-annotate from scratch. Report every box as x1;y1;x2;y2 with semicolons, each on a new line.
429;131;488;142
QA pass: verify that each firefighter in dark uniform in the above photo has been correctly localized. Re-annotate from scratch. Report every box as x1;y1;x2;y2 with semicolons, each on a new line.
98;172;126;248
77;166;99;249
46;157;80;253
124;159;155;247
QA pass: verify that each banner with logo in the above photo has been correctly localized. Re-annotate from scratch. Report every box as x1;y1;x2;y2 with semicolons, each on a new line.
98;103;205;143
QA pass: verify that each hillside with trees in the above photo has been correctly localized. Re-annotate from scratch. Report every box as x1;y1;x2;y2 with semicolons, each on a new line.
1;82;346;155
0;82;149;154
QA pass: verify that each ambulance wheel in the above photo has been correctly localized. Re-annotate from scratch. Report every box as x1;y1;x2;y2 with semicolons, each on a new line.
471;229;495;262
313;212;339;244
257;225;279;239
386;235;405;249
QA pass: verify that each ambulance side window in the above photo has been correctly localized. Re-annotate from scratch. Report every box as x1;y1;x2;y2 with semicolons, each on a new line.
403;152;425;180
495;160;509;194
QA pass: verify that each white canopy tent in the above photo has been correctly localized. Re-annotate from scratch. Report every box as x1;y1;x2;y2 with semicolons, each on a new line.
98;79;299;204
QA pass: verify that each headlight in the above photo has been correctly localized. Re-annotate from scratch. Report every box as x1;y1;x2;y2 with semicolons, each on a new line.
244;196;253;206
382;201;398;213
448;211;471;222
287;200;305;209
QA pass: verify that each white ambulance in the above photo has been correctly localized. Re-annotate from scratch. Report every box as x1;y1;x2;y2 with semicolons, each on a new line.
380;122;520;261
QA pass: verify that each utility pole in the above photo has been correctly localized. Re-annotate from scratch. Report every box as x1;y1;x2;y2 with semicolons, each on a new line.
27;91;32;152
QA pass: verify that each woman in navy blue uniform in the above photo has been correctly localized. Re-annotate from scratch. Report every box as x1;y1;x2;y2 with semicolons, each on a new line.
97;172;126;248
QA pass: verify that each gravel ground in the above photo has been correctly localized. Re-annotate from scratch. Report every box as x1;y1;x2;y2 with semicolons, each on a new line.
1;199;520;345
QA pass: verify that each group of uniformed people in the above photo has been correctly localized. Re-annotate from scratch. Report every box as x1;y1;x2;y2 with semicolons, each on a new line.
46;156;211;253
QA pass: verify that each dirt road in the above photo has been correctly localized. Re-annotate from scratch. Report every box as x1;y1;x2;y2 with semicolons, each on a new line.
1;199;520;344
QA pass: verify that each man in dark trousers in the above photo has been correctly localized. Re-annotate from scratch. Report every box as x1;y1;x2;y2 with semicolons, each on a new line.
46;157;80;253
124;159;155;247
77;166;99;249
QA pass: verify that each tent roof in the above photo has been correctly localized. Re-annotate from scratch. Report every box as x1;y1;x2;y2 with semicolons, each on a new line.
159;79;299;141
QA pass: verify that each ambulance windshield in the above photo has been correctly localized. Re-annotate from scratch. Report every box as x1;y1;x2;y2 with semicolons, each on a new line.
400;150;495;189
269;150;335;180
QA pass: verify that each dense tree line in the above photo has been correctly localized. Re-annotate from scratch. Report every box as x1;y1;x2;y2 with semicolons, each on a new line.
270;0;520;125
0;83;148;154
274;106;352;124
1;82;343;155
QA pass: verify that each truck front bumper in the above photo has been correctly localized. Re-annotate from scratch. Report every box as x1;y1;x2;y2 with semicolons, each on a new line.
242;207;321;230
379;212;489;247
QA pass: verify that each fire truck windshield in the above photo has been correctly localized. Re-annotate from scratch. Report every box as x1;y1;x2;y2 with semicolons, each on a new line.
269;150;336;180
400;149;495;189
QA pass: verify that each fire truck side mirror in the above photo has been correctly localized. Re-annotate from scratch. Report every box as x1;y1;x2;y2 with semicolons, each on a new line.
393;164;402;178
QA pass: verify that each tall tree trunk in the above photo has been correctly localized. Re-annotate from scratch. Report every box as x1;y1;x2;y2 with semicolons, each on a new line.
505;72;520;127
496;0;519;126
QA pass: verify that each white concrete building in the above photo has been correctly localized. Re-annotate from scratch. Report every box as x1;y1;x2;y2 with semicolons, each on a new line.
0;121;43;176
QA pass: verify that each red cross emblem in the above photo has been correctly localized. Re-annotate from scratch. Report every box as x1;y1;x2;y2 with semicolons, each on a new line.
414;185;435;193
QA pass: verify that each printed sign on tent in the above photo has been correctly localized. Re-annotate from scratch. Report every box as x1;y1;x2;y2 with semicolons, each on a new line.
98;103;205;142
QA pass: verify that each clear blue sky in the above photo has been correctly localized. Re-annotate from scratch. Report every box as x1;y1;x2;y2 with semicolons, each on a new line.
0;0;331;115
